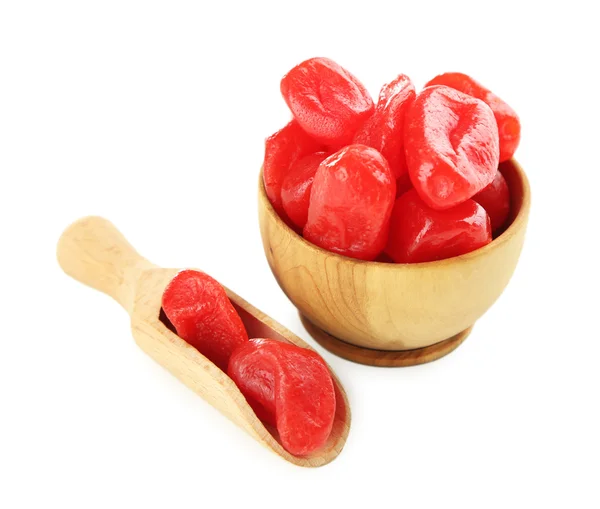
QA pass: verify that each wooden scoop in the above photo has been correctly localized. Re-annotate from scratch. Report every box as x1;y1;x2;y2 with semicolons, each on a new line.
57;216;350;467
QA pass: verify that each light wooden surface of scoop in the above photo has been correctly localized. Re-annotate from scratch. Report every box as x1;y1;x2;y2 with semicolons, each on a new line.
57;216;350;467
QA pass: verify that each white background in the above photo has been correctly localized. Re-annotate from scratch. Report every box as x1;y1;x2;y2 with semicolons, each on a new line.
1;1;599;508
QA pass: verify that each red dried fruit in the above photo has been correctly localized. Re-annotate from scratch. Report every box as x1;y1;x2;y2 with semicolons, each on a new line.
162;270;248;371
280;57;374;147
263;120;322;215
281;152;329;229
404;85;500;211
304;145;396;261
228;338;336;456
353;74;416;178
425;72;521;162
473;170;511;233
385;189;492;263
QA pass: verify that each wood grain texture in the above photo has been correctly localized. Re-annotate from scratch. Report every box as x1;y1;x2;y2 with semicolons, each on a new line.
301;315;471;367
259;159;531;352
57;217;350;467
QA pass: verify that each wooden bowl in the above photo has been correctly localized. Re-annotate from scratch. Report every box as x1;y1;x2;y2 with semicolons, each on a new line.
258;160;531;366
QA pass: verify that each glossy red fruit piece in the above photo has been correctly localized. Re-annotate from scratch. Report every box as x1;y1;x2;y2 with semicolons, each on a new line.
385;189;492;263
263;120;323;215
353;74;416;178
280;57;374;147
228;338;336;456
304;145;396;261
404;85;500;210
162;270;248;371
473;170;511;232
425;73;520;162
281;152;329;229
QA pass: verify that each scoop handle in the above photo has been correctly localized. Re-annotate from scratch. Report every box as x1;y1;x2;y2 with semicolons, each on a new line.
57;216;155;314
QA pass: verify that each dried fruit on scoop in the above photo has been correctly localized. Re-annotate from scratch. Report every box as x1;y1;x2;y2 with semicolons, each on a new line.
228;338;336;456
162;270;248;371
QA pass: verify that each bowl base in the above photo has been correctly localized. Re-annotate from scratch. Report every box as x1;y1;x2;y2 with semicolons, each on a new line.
300;314;472;367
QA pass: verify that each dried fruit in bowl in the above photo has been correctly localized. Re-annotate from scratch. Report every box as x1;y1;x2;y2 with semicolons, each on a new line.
304;145;396;261
263;120;322;216
404;85;500;210
281;57;374;148
354;73;416;179
425;72;521;162
281;152;329;229
385;189;492;263
473;169;511;233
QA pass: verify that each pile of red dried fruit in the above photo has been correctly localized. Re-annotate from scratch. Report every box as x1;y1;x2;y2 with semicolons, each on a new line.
162;270;336;456
263;58;520;263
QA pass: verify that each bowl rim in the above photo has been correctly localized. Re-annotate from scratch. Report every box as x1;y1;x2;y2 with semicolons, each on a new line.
259;159;531;269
